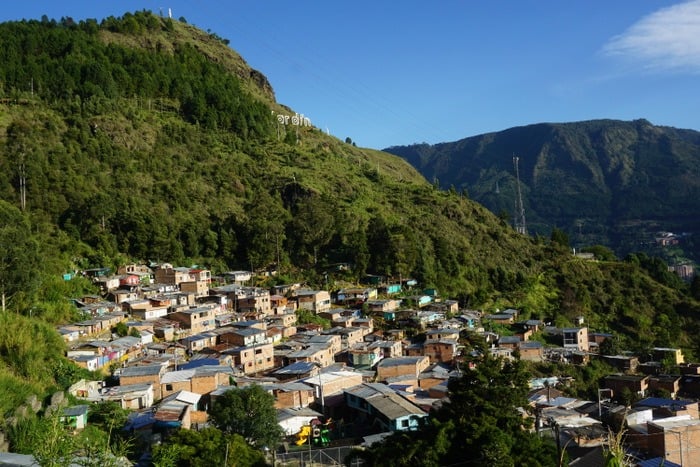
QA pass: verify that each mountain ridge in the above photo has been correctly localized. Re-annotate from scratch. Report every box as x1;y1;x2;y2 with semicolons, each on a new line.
385;118;700;262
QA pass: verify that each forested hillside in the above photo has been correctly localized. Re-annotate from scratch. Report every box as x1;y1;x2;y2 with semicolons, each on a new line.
1;10;700;429
385;119;700;263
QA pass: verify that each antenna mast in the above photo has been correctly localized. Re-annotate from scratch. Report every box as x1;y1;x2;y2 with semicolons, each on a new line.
513;155;527;235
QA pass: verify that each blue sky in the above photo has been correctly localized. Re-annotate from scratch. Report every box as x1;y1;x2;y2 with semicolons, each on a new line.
2;1;699;149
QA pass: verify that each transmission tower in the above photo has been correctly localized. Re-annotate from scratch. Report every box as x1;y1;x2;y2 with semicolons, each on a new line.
513;155;527;235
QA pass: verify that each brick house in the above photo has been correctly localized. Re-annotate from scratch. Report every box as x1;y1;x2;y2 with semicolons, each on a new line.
154;265;195;286
225;342;275;375
648;375;682;398
168;306;216;334
646;418;700;466
604;374;649;401
295;290;331;314
119;364;167;400
376;356;430;381
366;300;400;314
423;339;458;364
324;327;365;350
562;327;589;352
518;341;544;362
160;365;235;399
368;340;403;359
261;382;315;409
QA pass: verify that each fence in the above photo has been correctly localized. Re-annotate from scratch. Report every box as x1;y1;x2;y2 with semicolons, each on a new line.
274;445;365;466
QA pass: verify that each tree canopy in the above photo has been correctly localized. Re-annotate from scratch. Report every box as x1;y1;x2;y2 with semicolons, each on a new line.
152;428;267;467
208;385;283;449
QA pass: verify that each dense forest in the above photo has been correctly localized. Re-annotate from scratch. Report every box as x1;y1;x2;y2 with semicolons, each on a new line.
0;10;699;465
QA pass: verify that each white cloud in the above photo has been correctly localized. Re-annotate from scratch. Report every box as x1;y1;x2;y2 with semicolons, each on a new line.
602;0;700;73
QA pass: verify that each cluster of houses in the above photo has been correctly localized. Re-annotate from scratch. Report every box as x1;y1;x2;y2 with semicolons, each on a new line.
57;264;468;443
50;263;700;465
530;370;700;467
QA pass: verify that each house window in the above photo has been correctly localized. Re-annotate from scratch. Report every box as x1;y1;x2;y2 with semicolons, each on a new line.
401;420;409;428
165;384;173;391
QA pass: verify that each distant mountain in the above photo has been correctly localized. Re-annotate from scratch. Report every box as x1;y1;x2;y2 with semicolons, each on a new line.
385;119;700;262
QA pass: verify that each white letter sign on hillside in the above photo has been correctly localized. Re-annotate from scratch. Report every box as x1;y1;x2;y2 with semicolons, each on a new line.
272;111;311;127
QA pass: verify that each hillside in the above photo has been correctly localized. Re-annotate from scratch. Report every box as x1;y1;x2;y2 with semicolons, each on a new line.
0;10;700;422
385;119;700;264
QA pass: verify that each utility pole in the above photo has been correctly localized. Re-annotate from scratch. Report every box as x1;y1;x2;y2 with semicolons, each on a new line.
19;152;26;211
513;155;527;235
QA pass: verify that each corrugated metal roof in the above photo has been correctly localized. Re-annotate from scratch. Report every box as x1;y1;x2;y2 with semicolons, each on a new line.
194;365;234;377
161;369;196;384
121;364;165;377
273;361;316;375
155;401;188;421
179;358;220;370
368;392;426;420
277;406;322;422
101;383;153;396
262;382;314;392
62;405;89;417
344;382;394;399
377;357;426;368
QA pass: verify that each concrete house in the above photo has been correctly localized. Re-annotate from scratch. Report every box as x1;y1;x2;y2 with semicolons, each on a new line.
218;327;268;347
225;342;275;375
336;287;377;304
61;405;89;431
123;298;170;320
277;406;323;436
168;306;216;335
160;365;235;399
562;327;589;352
154;264;193;285
604;374;650;400
344;383;428;432
366;300;400;314
485;313;515;325
324;326;365;350
368;340;403;359
423;339;459;364
518;341;544;362
302;369;364;413
261;382;316;409
119;364;168;400
295;290;331;314
236;288;272;316
285;344;336;368
646;418;700;466
347;343;383;369
426;328;460;341
96;383;155;409
222;270;252;284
